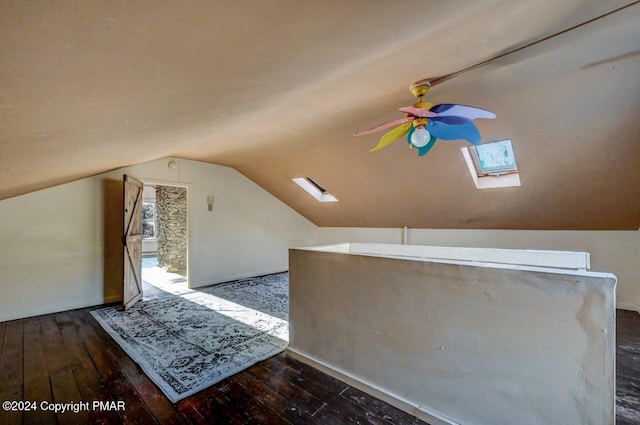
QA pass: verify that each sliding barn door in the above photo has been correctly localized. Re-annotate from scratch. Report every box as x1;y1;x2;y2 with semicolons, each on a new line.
122;175;144;310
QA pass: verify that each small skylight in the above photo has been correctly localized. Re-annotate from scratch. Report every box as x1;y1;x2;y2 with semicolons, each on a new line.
470;139;518;176
462;139;520;189
292;177;338;202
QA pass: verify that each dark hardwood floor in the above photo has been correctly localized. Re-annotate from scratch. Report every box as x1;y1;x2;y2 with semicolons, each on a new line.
0;306;426;425
0;307;638;424
617;309;640;425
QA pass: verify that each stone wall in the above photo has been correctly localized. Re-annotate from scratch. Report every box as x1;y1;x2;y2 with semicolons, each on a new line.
156;186;187;271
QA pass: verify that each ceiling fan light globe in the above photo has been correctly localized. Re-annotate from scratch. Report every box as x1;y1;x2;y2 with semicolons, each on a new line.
410;126;431;148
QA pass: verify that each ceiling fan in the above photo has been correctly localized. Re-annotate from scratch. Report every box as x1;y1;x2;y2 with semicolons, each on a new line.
354;79;496;157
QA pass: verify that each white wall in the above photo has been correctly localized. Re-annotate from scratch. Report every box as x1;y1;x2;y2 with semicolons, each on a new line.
0;178;104;321
0;157;318;321
289;247;616;425
318;228;640;311
2;160;637;322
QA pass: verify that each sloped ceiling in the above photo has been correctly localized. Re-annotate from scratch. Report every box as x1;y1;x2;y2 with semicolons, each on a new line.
1;0;639;229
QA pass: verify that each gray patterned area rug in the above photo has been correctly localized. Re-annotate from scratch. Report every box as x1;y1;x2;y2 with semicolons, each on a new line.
91;273;288;403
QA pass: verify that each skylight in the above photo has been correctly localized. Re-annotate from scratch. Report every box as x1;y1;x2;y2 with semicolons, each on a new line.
462;139;520;189
292;177;338;202
470;139;517;176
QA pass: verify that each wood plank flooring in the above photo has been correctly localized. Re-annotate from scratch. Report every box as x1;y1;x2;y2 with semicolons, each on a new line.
616;309;640;425
0;307;638;424
0;306;427;425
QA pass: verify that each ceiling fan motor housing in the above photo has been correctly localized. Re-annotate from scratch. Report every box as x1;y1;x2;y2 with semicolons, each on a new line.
409;80;432;99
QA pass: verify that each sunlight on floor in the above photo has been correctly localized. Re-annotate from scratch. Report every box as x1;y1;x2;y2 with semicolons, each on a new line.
142;257;287;341
142;256;190;299
183;291;288;342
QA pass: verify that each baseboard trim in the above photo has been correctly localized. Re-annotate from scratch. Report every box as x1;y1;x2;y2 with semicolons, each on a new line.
286;347;459;425
191;268;288;289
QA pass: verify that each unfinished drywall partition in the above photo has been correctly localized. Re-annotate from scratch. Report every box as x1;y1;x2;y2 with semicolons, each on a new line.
318;227;640;311
288;244;616;425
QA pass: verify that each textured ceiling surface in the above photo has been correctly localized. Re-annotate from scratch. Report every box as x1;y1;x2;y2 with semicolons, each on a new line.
1;0;639;229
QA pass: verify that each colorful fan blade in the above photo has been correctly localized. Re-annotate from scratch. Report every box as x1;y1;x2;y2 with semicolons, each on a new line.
418;135;438;156
427;118;482;144
398;106;437;118
369;122;413;152
431;116;468;125
407;127;438;157
430;104;496;120
353;117;414;136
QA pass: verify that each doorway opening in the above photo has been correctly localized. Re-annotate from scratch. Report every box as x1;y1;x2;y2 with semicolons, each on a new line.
140;183;189;299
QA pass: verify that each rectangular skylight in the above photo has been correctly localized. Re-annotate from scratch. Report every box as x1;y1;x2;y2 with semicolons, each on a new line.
469;139;518;176
292;177;338;202
462;139;521;189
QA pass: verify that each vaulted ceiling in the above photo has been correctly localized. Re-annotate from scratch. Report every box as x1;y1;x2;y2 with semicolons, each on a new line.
1;0;639;229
